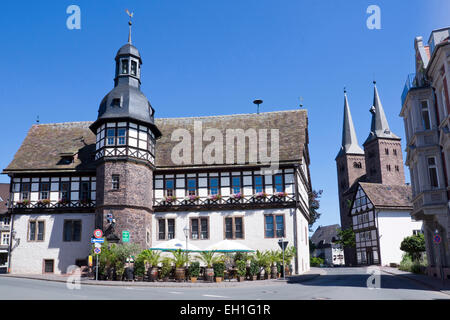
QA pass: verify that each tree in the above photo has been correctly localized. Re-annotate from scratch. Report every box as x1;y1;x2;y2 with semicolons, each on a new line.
309;189;323;231
400;233;426;262
335;228;355;248
309;238;317;254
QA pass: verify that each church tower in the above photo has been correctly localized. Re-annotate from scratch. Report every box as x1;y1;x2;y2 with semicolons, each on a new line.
90;20;161;248
363;82;405;185
335;90;366;266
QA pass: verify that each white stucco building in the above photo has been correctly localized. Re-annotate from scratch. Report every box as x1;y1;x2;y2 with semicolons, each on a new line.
2;25;313;275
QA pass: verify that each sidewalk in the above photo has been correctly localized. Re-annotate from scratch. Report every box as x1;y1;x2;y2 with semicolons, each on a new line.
380;266;450;296
0;269;323;288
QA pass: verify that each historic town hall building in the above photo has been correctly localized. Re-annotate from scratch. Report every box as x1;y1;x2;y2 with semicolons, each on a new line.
336;86;422;266
2;29;312;274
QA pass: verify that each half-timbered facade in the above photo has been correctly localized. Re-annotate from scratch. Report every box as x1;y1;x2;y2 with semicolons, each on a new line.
2;29;312;274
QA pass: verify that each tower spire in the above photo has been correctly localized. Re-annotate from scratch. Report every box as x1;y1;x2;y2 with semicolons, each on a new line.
126;9;134;44
364;81;399;144
337;89;364;158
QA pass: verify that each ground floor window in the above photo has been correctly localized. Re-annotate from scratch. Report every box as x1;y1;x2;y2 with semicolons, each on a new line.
224;217;244;239
158;218;175;240
43;259;54;273
0;253;7;265
190;217;209;240
1;233;9;245
28;220;45;241
63;220;82;242
264;214;285;238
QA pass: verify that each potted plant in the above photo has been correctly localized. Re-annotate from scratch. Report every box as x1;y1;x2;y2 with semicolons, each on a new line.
268;250;281;279
199;251;220;282
236;260;247;282
185;195;200;202
231;192;243;201
284;246;296;276
188;261;200;283
170;249;189;282
160;258;172;281
164;195;177;204
254;192;268;202
255;250;269;280
249;260;259;280
213;262;225;283
208;194;222;202
141;250;161;282
134;255;145;281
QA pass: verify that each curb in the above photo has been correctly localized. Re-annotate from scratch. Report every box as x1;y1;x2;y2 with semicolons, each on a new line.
380;269;450;296
0;274;309;288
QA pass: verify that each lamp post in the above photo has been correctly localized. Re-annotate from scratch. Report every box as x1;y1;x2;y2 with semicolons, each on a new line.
183;225;189;282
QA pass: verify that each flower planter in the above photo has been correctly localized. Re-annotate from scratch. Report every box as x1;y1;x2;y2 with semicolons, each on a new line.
271;266;278;279
251;275;257;281
148;267;158;282
205;268;214;282
237;276;245;282
190;277;197;283
215;277;223;283
175;267;186;282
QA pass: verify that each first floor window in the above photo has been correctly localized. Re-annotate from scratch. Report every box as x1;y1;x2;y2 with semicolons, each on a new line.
80;182;91;201
209;177;219;195
427;157;439;188
106;128;116;145
60;182;70;202
232;176;241;194
254;176;263;193
274;175;283;192
29;220;45;241
1;233;9;245
40;182;50;200
187;179;196;196
191;218;208;240
165;179;174;197
63;220;82;242
117;128;126;145
265;215;285;238
21;182;30;201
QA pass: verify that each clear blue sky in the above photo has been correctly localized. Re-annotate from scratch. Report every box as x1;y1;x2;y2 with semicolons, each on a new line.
1;1;449;232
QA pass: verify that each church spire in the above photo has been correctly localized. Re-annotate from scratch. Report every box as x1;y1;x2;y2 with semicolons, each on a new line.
337;89;364;158
364;81;399;145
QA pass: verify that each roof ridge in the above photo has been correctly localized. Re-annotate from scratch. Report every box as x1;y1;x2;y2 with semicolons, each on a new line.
155;109;306;121
32;121;94;127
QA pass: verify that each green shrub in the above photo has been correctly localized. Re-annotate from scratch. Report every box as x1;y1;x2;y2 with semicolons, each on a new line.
213;262;226;278
188;262;200;277
249;261;259;276
236;260;247;277
134;255;145;277
160;258;172;279
310;256;324;267
398;253;413;272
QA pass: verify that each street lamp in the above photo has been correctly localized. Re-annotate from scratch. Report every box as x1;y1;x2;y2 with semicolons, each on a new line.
183;225;189;281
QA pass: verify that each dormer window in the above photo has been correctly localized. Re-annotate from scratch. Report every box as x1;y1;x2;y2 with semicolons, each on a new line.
59;153;74;165
111;98;121;107
131;60;137;76
121;59;129;74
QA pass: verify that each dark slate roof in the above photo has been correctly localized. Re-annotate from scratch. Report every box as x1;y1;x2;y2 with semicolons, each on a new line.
116;43;141;62
311;224;341;247
3;122;96;173
3;110;309;172
0;183;10;214
359;182;412;209
154;110;308;169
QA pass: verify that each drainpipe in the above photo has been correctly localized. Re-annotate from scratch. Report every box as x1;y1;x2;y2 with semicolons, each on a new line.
7;179;14;274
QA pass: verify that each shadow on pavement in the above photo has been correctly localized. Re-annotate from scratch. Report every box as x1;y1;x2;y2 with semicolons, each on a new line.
287;273;439;292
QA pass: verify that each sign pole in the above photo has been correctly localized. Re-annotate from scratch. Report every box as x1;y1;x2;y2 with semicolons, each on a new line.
96;254;98;281
282;242;285;280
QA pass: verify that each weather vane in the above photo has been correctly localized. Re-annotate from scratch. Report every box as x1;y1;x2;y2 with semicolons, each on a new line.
126;9;134;44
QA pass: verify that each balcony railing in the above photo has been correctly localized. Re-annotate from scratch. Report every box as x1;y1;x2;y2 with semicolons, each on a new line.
154;193;295;208
9;200;96;211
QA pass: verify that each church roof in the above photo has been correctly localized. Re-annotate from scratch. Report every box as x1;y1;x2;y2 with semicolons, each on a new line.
310;224;341;248
336;91;364;158
364;83;400;145
358;182;412;210
3;109;309;172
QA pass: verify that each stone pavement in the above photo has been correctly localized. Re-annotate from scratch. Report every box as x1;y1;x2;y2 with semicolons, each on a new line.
0;268;324;288
380;266;450;296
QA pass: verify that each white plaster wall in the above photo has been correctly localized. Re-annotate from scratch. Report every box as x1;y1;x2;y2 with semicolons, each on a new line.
377;210;423;266
10;213;95;274
152;207;310;274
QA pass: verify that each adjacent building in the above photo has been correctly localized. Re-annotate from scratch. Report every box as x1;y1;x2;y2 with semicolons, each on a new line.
0;183;10;273
2;26;313;274
310;224;345;266
400;27;450;280
336;85;422;266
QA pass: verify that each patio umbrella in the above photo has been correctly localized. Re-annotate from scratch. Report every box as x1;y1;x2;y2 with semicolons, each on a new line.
204;240;255;252
149;238;202;252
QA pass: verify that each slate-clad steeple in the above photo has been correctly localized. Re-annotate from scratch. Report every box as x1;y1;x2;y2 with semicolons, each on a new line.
336;90;364;158
364;82;400;145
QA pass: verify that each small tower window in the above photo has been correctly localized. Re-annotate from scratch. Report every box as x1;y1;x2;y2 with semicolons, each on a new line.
121;59;129;74
112;175;120;190
106;128;116;145
385;148;389;155
393;149;397;156
386;164;391;171
117;128;126;145
131;60;137;76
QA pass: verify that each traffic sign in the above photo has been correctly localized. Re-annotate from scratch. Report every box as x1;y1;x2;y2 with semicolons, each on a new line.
94;247;101;254
278;239;289;251
434;234;441;244
94;242;102;248
91;238;104;243
94;229;103;239
122;230;130;242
